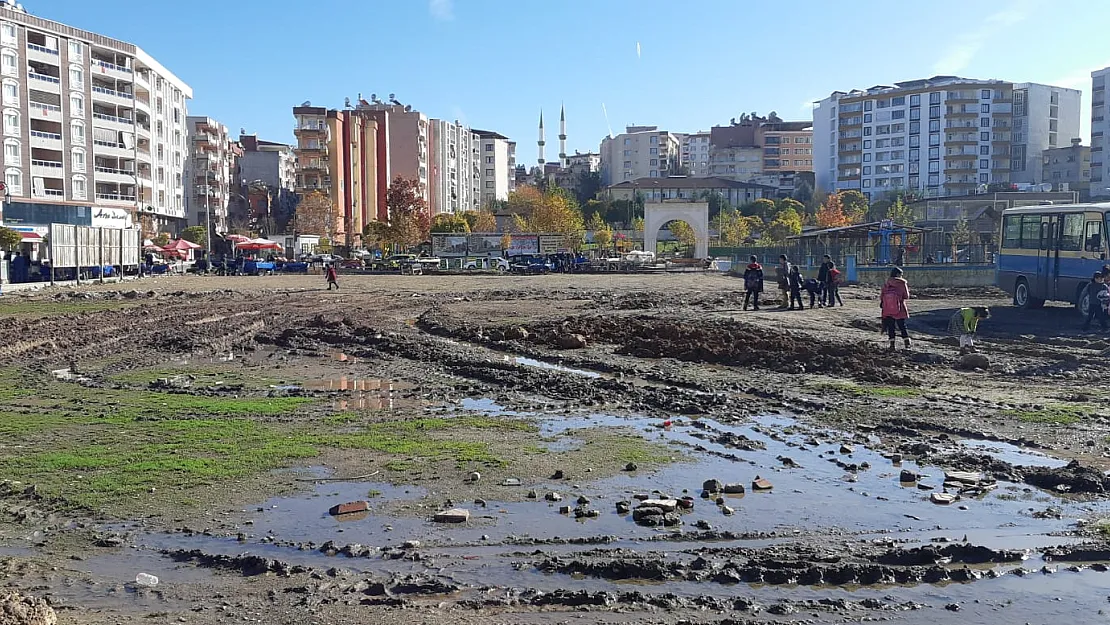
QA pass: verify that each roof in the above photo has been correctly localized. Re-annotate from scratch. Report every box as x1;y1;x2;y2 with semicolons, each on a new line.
1001;202;1110;214
473;129;509;140
906;191;1079;206
787;221;929;240
608;176;777;191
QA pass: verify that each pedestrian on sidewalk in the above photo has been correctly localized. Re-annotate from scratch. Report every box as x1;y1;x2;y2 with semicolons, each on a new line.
776;254;791;309
325;263;339;290
742;255;764;311
880;267;911;351
1083;271;1110;332
788;264;805;310
949;306;991;354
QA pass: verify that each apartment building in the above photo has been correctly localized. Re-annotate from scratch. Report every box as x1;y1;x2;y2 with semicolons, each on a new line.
353;98;429;218
184;117;236;234
0;0;191;234
1090;67;1110;197
702;120;812;197
679;131;710;176
473;129;515;205
1042;139;1091;199
599;125;681;185
813;76;1081;199
238;133;295;191
553;151;600;199
762;121;814;173
429;119;480;214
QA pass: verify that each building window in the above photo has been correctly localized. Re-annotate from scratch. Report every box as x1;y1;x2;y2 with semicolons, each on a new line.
3;108;17;136
929;147;940;159
929;92;941;105
649;170;658;177
0;23;14;45
71;147;85;172
156;167;164;183
891;110;905;120
623;160;631;167
929;133;940;146
980;117;990;127
929;105;941;119
622;149;631;157
910;94;921;107
0;51;15;77
70;120;84;142
863;140;871;149
863;127;872;136
863;180;871;188
981;131;990;141
4;167;20;193
173;108;180;123
72;175;86;200
864;113;872;123
863;166;871;175
1;80;15;106
3;138;17;165
484;181;494;188
979;159;989;169
68;40;82;59
649;136;658;144
928;161;940;173
649;147;658;155
69;93;83;115
981;103;990;114
69;66;83;88
485;144;494;151
649;159;657;166
623;138;631;145
485;156;493;164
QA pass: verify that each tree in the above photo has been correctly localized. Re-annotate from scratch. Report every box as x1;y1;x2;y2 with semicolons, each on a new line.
951;213;971;260
585;212;607;233
386;176;431;248
885;196;915;226
631;216;645;234
509;213;529;233
431;213;470;233
363;220;392;250
765;208;803;242
792;178;815;211
669;220;696;247
741;198;778;221
839;189;869;224
153;232;170;247
575;170;602;206
181;225;207;246
511;187;586;248
460;210;496;233
711;208;760;247
593;225;613;250
815;193;851;228
0;226;20;252
295;191;334;238
776;198;805;216
500;232;512;252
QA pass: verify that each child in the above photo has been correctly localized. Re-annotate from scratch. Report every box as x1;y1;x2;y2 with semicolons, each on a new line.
1084;271;1109;332
788;264;804;311
742;255;764;311
776;255;791;309
880;267;911;351
802;276;823;309
827;264;844;306
949;306;990;354
325;263;339;290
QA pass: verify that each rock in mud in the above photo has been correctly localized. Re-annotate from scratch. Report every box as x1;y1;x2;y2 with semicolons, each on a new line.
545;492;563;502
433;508;470;523
721;505;735;516
615;501;631;514
695;520;712;530
0;590;56;625
551;470;565;480
638;499;678;512
468;471;481;482
944;471;984;486
329;501;370;517
401;540;420;550
899;470;919;483
556;334;588;349
503;327;530;341
503;478;522;486
624;462;638;472
702;479;723;493
559;505;572;515
840;444;854;454
931;493;957;505
958;354;990;370
576;495;591;505
632;507;664;524
752;476;773;491
722;483;746;494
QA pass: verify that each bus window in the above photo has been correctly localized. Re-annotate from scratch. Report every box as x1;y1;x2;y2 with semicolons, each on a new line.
1085;220;1103;253
1061;214;1083;251
1021;215;1040;249
1002;215;1022;248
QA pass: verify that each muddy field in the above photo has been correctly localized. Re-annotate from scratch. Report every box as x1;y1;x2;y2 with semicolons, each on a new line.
1;271;1110;624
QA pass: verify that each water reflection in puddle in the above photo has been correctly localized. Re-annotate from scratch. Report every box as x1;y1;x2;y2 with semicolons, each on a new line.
506;356;602;378
957;440;1068;468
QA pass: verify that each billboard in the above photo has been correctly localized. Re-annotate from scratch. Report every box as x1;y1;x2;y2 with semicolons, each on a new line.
467;235;503;256
506;236;539;256
431;234;469;256
538;234;563;254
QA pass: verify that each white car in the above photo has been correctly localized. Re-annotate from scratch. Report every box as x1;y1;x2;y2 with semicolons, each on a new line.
465;258;510;271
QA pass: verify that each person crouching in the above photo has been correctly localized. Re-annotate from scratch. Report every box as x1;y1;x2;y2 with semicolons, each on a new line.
949;306;990;355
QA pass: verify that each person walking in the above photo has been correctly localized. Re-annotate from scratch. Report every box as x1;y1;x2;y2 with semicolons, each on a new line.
817;254;833;306
880;267;911;351
325;262;339;290
949;306;991;354
826;262;844;306
742;255;764;311
788;264;805;310
775;254;791;309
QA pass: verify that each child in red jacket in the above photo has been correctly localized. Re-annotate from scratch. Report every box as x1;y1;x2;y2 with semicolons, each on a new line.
880;267;910;351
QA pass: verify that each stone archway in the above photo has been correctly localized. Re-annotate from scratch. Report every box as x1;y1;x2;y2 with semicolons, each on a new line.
644;202;709;259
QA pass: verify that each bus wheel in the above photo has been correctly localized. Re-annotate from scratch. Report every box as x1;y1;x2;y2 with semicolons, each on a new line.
1014;279;1044;309
1078;285;1092;318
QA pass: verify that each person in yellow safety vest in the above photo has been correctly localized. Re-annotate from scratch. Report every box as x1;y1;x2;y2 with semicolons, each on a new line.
949;306;990;355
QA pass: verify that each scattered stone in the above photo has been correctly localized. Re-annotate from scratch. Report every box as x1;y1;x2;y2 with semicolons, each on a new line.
576;495;590;505
632;507;664;524
545;492;563;502
551;470;565;480
401;540;421;549
722;483;746;495
473;498;486;507
632;493;651;501
638;499;678;513
559;505;572;515
752;476;773;491
900;470;918;483
945;603;960;612
721;505;735;516
677;497;694;509
958;353;990;370
615;501;631;514
702;479;723;493
890;453;903;463
778;456;799;467
329;501;370;517
694;519;712;530
840;444;854;454
468;471;481;482
931;493;957;505
624;462;638;472
502;478;522;486
945;471;983;486
917;483;935;491
433;508;470;523
526;489;538;499
503;327;530;341
556;334;588;349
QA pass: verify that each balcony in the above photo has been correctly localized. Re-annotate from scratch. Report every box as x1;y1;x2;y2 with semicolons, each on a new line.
947;109;978;118
25;42;59;65
193;132;217;150
31;159;64;178
33;187;65;199
92;59;133;81
93;139;133;158
946;97;978;104
27;71;61;92
133;93;150;112
944;166;975;174
299;162;330;175
91;85;135;107
294;125;328;139
945;152;976;159
92;112;135;130
28;101;62;121
95;192;136;204
94;165;137;184
29;130;62;150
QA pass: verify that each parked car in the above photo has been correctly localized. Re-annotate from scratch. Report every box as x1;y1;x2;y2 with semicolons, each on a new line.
311;253;343;264
508;254;552;274
464;257;510;271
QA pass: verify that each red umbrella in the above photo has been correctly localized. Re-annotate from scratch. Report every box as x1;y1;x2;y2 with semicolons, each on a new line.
165;239;202;251
226;234;251;244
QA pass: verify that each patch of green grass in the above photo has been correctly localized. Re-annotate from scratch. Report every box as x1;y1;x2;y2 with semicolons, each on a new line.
604;435;677;464
1004;405;1085;425
813;381;920;398
106;365;284;390
367;489;382;498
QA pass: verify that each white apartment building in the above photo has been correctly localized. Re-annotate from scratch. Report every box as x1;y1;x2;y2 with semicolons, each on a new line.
814;76;1080;198
474;129;515;205
680;131;710;176
429;119;480;214
0;0;191;233
1090;67;1110;197
184;116;233;233
599;125;681;186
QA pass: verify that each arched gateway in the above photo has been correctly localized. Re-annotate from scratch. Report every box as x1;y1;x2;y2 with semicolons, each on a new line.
643;201;710;259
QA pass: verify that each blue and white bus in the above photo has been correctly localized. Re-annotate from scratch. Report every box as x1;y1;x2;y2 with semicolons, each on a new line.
997;203;1110;314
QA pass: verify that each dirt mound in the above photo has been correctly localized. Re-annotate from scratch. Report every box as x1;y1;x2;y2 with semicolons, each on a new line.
0;591;56;625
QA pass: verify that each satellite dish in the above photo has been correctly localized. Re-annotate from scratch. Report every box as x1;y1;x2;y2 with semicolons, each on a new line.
370;93;377;102
300;100;311;107
388;93;395;101
344;97;351;108
404;105;412;112
239;127;246;136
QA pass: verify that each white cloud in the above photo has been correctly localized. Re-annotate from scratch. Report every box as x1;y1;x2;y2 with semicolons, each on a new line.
933;0;1037;74
429;0;453;21
1049;59;1110;91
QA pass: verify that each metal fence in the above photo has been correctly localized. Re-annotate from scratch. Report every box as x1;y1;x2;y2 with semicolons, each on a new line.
718;235;997;270
48;223;141;282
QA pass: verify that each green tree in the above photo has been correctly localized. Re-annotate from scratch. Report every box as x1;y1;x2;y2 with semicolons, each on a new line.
153;232;170;247
885;196;915;226
460;210;496;233
776;198;805;216
575;170;603;206
431;213;471;233
181;225;207;246
792;178;815;210
711;208;758;247
951;213;971;260
585;211;607;232
839;189;869;224
593;225;613;250
0;226;20;251
765;208;803;242
741;198;778;221
669;220;696;247
631;216;645;234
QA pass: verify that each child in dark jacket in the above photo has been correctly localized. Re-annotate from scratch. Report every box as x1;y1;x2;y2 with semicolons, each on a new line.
742;255;764;311
788;265;804;310
802;277;823;309
1084;271;1109;332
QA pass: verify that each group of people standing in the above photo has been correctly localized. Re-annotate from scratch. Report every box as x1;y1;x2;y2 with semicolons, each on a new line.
741;254;844;311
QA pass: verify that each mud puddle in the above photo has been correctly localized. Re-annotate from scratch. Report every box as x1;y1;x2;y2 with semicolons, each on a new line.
957;439;1069;468
505;355;602;379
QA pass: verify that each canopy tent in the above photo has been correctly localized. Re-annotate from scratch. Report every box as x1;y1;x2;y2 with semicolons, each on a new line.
237;238;283;251
164;239;203;252
20;232;44;244
225;234;252;244
143;244;163;252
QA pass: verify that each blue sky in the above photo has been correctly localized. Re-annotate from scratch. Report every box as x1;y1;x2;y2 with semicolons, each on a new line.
43;0;1110;156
